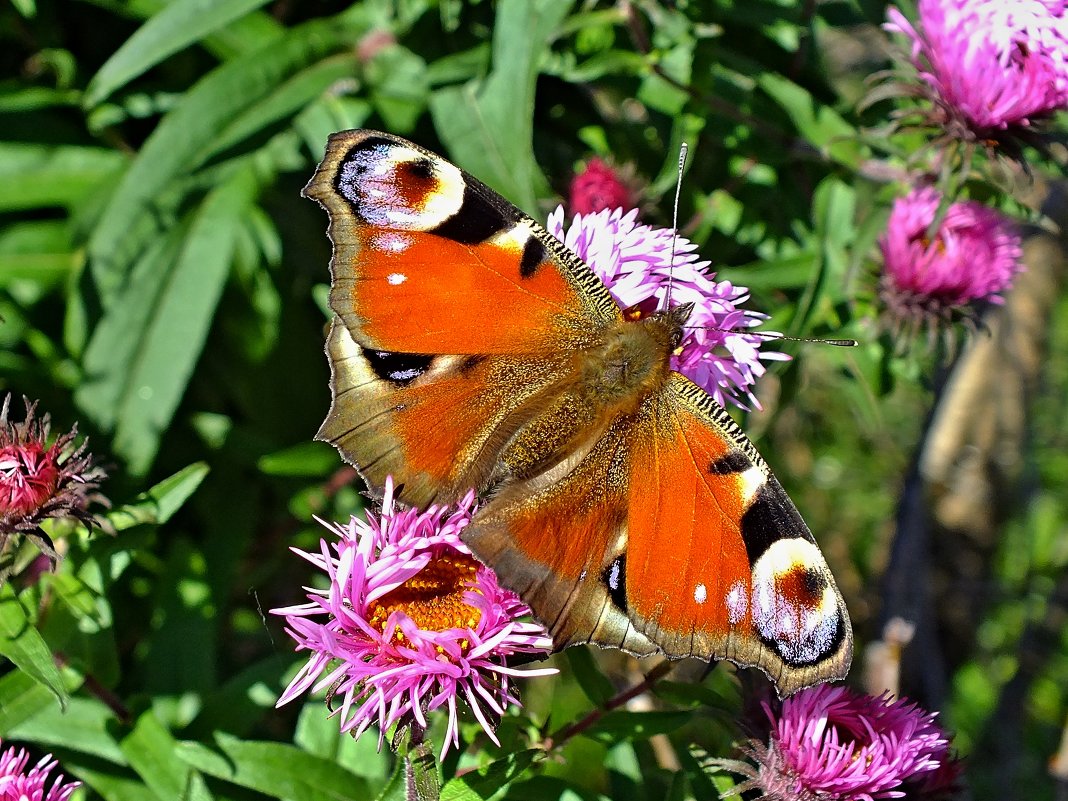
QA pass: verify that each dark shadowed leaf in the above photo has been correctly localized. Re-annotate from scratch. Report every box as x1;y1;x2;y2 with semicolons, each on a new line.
84;0;276;107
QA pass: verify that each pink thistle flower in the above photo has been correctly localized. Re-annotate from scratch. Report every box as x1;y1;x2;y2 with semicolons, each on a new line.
885;0;1068;142
547;206;787;410
0;741;81;801
879;187;1023;337
568;158;638;216
1;395;105;540
273;478;555;756
713;685;960;800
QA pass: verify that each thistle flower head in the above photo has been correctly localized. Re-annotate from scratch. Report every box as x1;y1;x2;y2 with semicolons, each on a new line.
878;187;1023;340
568;158;639;216
713;685;960;800
547;206;787;410
1;395;105;538
885;0;1068;144
0;741;81;801
274;478;555;756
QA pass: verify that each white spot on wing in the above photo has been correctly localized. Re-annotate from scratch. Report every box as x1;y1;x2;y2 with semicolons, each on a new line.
694;583;707;604
371;233;412;255
738;464;765;506
725;581;748;624
387;272;407;285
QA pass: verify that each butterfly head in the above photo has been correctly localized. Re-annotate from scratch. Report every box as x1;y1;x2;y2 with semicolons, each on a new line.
655;301;696;351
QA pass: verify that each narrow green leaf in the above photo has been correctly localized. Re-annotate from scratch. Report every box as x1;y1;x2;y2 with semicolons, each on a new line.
366;45;429;132
565;648;614;706
202;54;358;163
0;86;80;112
0;220;79;291
86;13;374;301
584;710;696;743
430;0;574;214
79;164;260;474
0;584;67;707
121;711;203;801
717;253;820;291
56;762;154;801
177;733;372;801
257;442;340;477
0;144;125;212
107;463;210;532
374;757;407;801
85;0;275;107
756;72;866;169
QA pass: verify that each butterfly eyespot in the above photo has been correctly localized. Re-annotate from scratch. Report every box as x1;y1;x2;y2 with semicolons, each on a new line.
404;157;434;181
750;539;844;667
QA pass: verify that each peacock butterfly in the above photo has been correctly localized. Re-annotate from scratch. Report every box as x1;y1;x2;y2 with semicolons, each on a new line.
304;129;852;695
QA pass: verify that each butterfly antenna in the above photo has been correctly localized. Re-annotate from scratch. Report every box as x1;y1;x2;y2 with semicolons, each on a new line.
664;142;688;312
687;325;858;347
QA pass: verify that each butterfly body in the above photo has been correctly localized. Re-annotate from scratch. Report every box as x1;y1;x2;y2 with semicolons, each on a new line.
307;130;852;695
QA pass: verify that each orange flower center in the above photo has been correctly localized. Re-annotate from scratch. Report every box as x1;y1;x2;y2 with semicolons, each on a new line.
366;551;483;642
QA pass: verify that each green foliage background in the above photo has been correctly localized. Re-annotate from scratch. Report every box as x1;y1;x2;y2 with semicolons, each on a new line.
1;0;1067;798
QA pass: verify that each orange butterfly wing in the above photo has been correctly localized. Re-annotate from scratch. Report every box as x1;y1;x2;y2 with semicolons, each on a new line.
624;376;851;694
307;129;853;693
305;130;620;506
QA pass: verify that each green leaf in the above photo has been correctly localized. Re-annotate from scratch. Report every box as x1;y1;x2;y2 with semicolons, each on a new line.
301;717;391;785
564;648;614;706
204;54;359;162
122;711;205;801
85;0;276;107
0;144;125;213
5;697;126;763
258;441;341;477
107;462;210;531
717;252;820;291
0;670;58;733
430;0;574;214
440;750;541;801
177;733;372;800
366;45;429;132
78;164;260;475
755;72;866;169
637;42;692;116
584;710;696;743
0;221;79;292
0;583;68;707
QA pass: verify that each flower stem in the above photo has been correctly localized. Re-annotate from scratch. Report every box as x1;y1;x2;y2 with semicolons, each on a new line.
544;659;673;750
